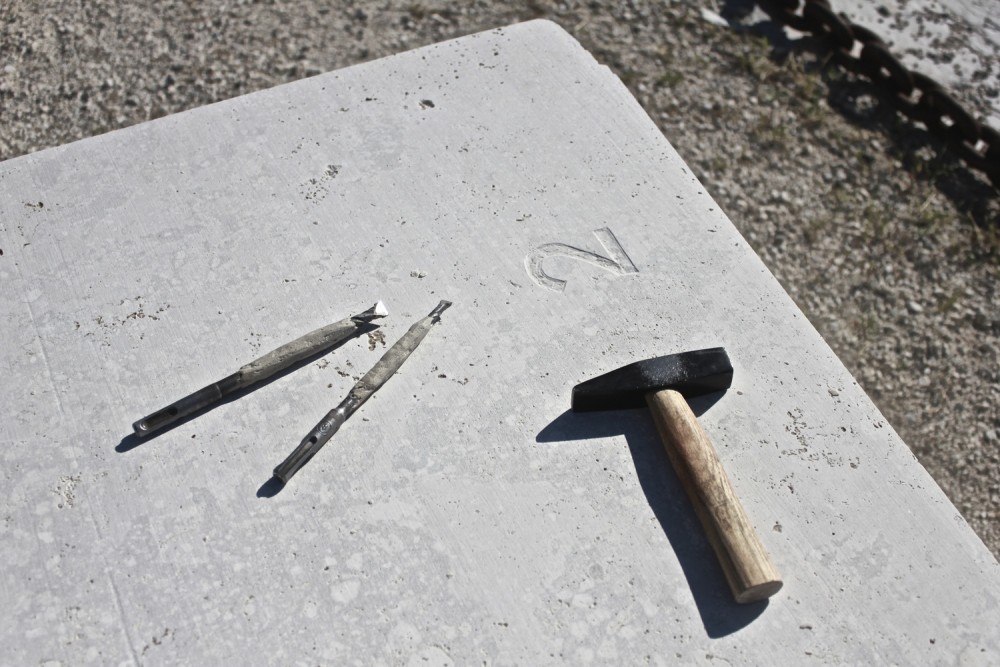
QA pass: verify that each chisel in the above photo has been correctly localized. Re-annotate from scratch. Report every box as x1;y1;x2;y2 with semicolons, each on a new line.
132;301;387;437
273;300;452;483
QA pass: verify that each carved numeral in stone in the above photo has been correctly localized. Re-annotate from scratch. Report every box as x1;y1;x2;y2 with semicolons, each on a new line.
525;227;638;292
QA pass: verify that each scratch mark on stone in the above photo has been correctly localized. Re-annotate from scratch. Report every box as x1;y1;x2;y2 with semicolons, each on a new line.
107;571;141;666
15;264;66;417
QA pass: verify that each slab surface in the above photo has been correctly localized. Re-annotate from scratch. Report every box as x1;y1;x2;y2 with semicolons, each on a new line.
1;20;998;666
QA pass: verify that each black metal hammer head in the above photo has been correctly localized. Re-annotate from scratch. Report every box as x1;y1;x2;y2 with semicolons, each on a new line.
572;347;733;412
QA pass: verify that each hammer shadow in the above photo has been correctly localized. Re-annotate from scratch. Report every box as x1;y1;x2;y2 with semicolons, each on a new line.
115;324;377;455
536;395;768;639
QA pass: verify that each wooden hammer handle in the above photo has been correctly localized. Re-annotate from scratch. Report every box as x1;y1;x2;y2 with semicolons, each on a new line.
646;389;782;603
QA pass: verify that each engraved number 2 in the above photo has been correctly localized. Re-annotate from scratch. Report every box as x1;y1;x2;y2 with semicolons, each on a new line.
525;227;638;292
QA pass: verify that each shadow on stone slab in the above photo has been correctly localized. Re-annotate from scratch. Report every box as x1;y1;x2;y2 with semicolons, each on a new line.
256;477;285;498
536;403;768;638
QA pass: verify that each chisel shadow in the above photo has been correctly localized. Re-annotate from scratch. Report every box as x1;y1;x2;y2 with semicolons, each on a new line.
256;476;285;498
536;397;768;639
115;323;378;454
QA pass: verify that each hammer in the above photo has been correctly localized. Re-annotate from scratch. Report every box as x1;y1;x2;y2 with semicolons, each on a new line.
572;347;782;603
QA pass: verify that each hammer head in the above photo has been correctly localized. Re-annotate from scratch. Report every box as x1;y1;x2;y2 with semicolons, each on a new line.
572;347;733;412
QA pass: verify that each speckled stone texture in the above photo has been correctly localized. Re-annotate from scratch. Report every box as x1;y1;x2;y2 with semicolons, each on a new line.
1;21;998;666
3;1;998;558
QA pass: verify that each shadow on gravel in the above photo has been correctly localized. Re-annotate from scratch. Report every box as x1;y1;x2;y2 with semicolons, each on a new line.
819;75;1000;231
720;0;999;235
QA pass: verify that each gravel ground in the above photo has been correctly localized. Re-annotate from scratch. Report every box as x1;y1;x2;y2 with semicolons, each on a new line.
2;1;997;556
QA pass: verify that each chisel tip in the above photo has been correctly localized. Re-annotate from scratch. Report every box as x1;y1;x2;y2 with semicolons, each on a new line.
352;300;389;323
429;300;452;319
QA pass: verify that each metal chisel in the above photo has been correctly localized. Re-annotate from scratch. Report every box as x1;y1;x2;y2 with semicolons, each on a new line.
132;301;388;437
272;299;452;483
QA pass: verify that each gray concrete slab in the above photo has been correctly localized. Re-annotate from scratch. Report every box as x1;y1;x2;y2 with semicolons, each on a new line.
1;20;998;665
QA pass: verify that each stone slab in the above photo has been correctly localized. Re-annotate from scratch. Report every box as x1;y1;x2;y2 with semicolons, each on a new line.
1;20;998;666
